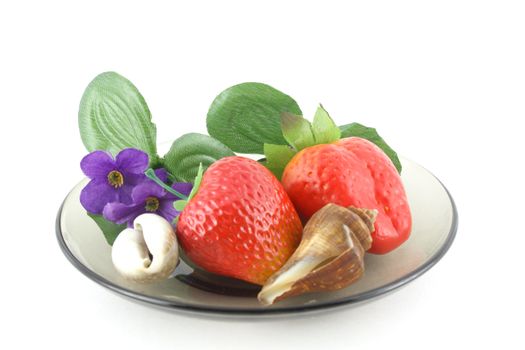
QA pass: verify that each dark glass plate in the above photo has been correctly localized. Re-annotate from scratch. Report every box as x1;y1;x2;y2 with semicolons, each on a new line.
56;157;457;316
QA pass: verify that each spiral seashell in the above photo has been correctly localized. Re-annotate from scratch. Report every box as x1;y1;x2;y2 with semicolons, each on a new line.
258;203;377;305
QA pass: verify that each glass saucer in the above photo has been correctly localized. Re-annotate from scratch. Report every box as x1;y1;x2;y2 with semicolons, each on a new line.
56;157;457;316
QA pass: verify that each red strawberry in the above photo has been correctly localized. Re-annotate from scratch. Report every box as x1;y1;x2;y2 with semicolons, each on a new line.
177;156;303;285
282;137;412;254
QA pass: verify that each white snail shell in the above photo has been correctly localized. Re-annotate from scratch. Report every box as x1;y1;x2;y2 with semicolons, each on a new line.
111;213;179;283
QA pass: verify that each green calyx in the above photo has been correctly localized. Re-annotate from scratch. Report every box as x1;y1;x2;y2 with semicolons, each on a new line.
264;104;403;178
264;104;341;179
280;104;341;151
173;163;204;213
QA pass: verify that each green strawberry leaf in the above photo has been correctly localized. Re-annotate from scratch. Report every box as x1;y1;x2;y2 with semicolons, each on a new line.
187;163;204;201
78;72;159;166
312;104;341;144
207;82;302;154
281;112;316;151
163;133;234;182
87;212;126;246
263;144;297;180
173;162;205;211
173;200;187;211
340;123;402;173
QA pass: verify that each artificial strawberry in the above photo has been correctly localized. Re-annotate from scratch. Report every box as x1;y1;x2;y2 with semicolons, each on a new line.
281;137;412;254
176;156;303;285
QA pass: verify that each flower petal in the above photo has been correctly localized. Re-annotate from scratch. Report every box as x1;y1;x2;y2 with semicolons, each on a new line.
103;202;143;226
80;151;115;179
123;172;147;186
154;168;168;183
172;182;193;198
80;180;118;214
117;184;135;205
131;182;165;204
116;148;149;174
158;199;180;223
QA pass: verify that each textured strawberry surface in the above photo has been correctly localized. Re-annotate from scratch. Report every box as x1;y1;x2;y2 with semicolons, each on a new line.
282;137;412;254
177;156;303;285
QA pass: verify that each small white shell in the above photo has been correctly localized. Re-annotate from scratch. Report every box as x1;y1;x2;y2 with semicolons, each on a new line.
111;213;179;283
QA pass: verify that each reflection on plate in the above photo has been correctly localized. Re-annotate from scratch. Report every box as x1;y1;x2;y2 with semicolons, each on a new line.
56;157;457;316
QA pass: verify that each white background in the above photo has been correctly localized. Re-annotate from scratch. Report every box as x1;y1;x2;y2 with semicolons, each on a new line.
1;1;523;349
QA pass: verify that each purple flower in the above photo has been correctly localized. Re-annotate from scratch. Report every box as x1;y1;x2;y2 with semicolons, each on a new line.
80;148;149;215
103;181;192;227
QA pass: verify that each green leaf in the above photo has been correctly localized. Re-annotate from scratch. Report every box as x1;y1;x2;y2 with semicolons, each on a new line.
312;104;341;144
207;82;302;154
263;144;297;180
173;200;187;211
187;163;204;201
281;112;315;151
87;212;126;246
78;72;159;165
340;123;402;173
163;133;234;182
173;163;204;212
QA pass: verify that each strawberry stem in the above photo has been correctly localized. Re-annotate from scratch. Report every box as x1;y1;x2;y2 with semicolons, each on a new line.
145;168;189;200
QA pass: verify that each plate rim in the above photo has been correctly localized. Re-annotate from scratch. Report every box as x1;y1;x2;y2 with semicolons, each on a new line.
55;163;458;316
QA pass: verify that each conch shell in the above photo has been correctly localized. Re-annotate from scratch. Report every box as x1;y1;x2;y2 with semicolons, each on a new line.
257;203;377;305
